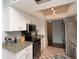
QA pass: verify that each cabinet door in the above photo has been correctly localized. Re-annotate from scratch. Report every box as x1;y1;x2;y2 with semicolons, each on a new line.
26;53;30;59
17;52;29;59
4;6;31;31
18;54;28;59
19;55;26;59
25;45;33;59
28;48;32;59
17;45;33;59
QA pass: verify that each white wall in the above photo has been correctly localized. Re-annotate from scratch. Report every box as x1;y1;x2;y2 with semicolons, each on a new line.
31;12;47;50
67;2;77;16
52;20;64;44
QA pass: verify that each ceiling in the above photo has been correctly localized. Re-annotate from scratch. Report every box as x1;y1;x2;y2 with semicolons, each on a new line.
35;0;51;4
12;0;76;20
40;4;70;16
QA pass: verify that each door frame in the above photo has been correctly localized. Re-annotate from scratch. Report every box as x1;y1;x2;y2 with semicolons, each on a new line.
47;20;53;46
47;20;66;48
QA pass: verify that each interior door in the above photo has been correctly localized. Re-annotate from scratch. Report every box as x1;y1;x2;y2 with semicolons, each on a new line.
47;21;53;46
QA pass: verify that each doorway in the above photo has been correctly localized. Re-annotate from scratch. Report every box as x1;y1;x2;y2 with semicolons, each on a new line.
47;20;65;48
47;21;53;46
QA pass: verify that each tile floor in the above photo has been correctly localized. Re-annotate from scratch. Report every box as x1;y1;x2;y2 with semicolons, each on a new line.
36;46;66;59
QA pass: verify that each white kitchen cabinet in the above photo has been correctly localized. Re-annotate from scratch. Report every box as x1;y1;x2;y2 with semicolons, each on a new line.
3;45;33;59
3;0;31;31
17;45;33;59
18;55;26;59
4;6;31;31
5;7;30;31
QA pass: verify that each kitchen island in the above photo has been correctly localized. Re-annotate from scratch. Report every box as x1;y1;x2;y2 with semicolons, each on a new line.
2;41;33;59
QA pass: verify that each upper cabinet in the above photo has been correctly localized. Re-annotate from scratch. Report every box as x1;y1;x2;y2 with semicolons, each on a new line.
4;7;31;31
3;0;31;31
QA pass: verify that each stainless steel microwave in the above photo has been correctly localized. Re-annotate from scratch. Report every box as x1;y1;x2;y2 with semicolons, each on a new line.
26;24;36;32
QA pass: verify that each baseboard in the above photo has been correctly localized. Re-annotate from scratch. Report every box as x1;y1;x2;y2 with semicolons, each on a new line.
53;43;65;48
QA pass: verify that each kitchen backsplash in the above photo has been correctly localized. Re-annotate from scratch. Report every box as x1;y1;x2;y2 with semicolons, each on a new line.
2;31;22;42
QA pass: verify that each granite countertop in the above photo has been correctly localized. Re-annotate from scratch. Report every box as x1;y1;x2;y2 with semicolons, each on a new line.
32;35;44;39
2;41;33;53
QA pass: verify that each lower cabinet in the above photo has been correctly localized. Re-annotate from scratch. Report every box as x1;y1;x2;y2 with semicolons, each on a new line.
18;53;30;59
3;45;33;59
18;54;26;59
17;45;33;59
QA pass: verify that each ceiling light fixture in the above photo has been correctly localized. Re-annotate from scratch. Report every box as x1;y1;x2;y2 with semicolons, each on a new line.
53;12;56;15
51;8;54;10
53;9;55;12
51;8;56;15
48;20;52;23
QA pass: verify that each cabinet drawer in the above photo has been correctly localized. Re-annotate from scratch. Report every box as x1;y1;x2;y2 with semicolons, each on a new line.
17;45;32;58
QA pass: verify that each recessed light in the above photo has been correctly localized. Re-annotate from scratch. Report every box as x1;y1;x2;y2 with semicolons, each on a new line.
51;7;56;15
51;8;54;10
48;20;52;23
52;11;56;15
53;9;55;12
53;12;56;15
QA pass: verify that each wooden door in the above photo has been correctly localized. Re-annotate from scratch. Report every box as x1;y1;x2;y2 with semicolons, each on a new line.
47;21;53;46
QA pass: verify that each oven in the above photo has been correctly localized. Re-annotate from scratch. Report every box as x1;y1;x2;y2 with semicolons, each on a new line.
21;31;41;59
33;39;41;57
